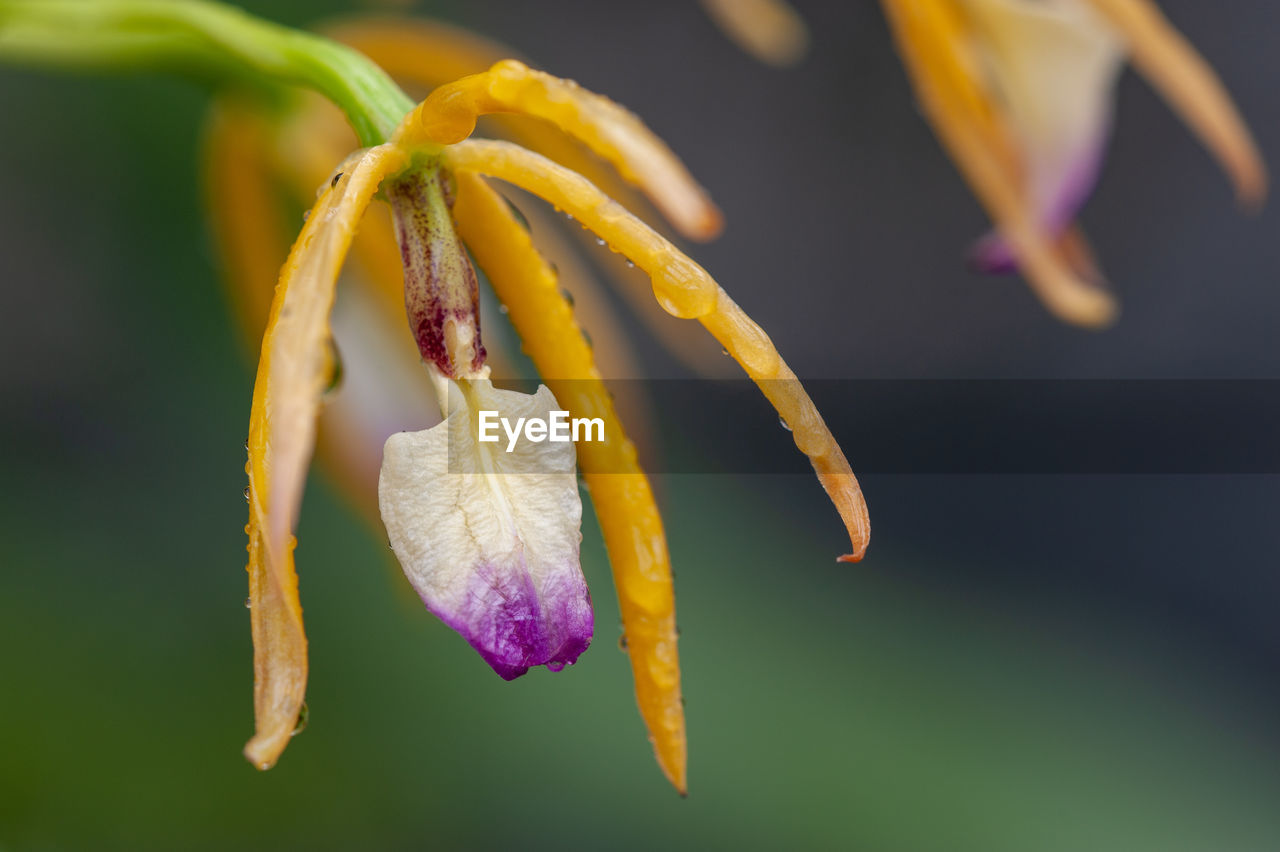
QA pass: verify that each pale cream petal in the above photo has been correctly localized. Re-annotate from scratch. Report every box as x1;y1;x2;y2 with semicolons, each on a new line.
379;379;592;679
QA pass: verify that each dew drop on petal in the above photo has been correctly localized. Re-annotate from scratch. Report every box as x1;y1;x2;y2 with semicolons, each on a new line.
324;337;344;396
624;258;635;269
595;237;606;247
779;416;792;432
501;195;530;232
497;303;509;315
291;701;309;736
243;486;251;502
721;348;730;357
244;597;251;609
617;633;629;652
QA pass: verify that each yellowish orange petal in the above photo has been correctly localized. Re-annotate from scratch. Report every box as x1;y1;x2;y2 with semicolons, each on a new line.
330;22;732;381
700;0;810;67
396;61;722;240
243;142;407;769
1083;0;1268;208
445;140;870;561
452;169;687;793
203;98;288;344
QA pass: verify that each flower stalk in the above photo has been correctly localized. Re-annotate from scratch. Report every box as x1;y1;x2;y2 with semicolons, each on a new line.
0;0;414;146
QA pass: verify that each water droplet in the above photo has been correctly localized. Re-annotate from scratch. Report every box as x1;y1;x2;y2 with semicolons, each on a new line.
720;347;730;357
624;258;635;268
779;416;792;432
502;195;531;232
243;486;251;502
243;437;249;451
595;237;606;247
291;701;309;736
617;634;629;652
565;212;574;222
497;303;509;315
259;761;272;771
244;597;252;609
560;288;575;308
324;337;344;395
302;210;310;223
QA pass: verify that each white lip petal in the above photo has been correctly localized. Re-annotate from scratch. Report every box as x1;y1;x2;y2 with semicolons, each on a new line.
378;378;592;679
962;0;1125;227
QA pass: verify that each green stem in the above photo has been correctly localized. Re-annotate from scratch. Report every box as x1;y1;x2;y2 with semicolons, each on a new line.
0;0;416;146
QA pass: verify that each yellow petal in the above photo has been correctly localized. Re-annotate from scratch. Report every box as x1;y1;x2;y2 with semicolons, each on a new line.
243;142;407;769
329;21;732;380
203;98;289;346
395;60;722;241
328;19;664;234
445;140;870;561
452;169;688;794
1083;0;1267;208
700;0;810;67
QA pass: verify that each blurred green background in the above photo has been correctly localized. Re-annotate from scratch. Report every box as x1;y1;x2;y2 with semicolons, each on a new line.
3;1;1280;849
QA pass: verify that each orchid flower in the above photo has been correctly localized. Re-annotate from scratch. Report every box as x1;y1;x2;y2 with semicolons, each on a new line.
0;1;871;794
880;0;1267;326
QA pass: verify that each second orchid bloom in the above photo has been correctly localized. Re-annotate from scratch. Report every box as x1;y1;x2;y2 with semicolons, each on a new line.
230;51;871;794
881;0;1267;326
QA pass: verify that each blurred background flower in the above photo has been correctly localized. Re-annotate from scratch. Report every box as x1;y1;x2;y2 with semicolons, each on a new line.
2;1;1279;850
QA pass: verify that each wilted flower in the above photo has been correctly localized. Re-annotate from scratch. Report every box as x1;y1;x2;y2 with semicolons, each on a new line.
880;0;1266;325
193;12;872;793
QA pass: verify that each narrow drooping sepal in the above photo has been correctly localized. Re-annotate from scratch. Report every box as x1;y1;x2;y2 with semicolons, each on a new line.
379;379;593;678
386;166;486;377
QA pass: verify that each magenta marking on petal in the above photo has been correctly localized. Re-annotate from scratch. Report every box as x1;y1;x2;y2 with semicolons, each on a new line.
424;560;594;680
969;125;1110;276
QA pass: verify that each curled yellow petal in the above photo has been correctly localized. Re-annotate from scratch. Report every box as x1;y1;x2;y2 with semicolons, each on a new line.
329;20;660;230
396;60;722;241
700;0;810;67
243;142;407;769
452;169;687;793
329;22;730;380
879;0;1117;327
1082;0;1267;208
445;140;870;561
